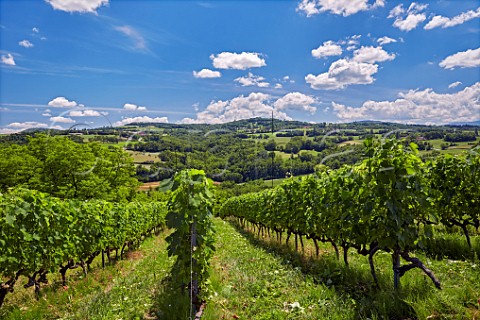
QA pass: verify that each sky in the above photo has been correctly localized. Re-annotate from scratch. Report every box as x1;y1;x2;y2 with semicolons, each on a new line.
0;0;479;133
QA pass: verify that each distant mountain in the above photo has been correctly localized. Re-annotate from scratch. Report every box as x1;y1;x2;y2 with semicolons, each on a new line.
21;128;59;133
448;120;480;126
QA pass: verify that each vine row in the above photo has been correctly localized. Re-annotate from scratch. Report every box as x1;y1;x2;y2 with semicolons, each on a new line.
219;139;479;290
0;188;167;307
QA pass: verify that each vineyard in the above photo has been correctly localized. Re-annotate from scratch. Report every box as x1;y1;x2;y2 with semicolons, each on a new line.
0;139;479;319
0;188;167;307
219;139;479;290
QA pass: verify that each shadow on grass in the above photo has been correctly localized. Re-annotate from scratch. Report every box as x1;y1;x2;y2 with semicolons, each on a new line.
422;234;479;261
228;220;425;320
149;274;194;320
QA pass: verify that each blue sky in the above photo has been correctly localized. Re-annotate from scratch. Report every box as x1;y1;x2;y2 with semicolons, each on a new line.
1;0;479;133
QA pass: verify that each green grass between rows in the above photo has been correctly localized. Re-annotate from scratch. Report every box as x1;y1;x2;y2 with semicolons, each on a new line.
2;218;479;319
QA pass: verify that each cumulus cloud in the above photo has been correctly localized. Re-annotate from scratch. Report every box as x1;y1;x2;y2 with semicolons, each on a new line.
352;46;396;63
234;72;270;87
210;52;266;70
0;121;65;134
50;116;75;123
19;40;34;48
123;103;147;111
332;82;480;124
377;36;397;45
114;25;146;50
7;121;48;130
393;14;426;31
45;0;108;13
69;109;102;117
312;41;343;59
389;3;427;32
306;58;378;90
179;92;319;124
296;0;384;17
282;75;295;83
425;7;480;30
275;83;283;89
273;92;317;114
193;68;221;78
439;48;480;69
448;81;462;89
179;92;289;124
32;27;39;33
48;97;79;108
388;4;405;18
114;116;169;126
337;34;362;51
1;53;15;66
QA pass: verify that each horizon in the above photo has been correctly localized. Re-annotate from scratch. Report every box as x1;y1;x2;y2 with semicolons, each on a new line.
1;0;479;133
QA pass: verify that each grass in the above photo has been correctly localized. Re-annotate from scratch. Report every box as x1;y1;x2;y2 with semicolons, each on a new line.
126;150;161;163
206;218;480;319
0;231;175;320
2;219;479;319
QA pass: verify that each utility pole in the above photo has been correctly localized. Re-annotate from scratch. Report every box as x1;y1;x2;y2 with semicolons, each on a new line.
271;111;274;188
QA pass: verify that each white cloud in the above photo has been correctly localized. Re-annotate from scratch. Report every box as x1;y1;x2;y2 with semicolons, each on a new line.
296;0;321;17
7;121;48;129
1;122;64;134
312;41;343;59
1;53;15;66
114;25;146;50
123;103;147;111
282;75;295;83
193;68;221;78
390;2;427;32
50;116;75;123
377;36;397;45
179;92;320;124
19;40;34;48
274;92;317;114
306;58;378;90
48;97;79;108
393;13;426;31
296;0;384;17
439;48;480;69
114;116;169;126
275;83;283;89
234;72;270;87
32;27;39;33
340;34;362;51
388;4;405;18
210;52;266;70
425;7;480;30
69;109;101;117
179;92;290;124
408;2;428;13
332;82;480;124
42;112;52;117
448;81;462;89
352;46;395;63
45;0;108;14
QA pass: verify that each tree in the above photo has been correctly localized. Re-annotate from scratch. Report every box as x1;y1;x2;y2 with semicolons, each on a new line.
264;139;277;151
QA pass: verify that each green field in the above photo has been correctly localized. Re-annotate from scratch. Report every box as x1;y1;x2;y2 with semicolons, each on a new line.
127;150;161;163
